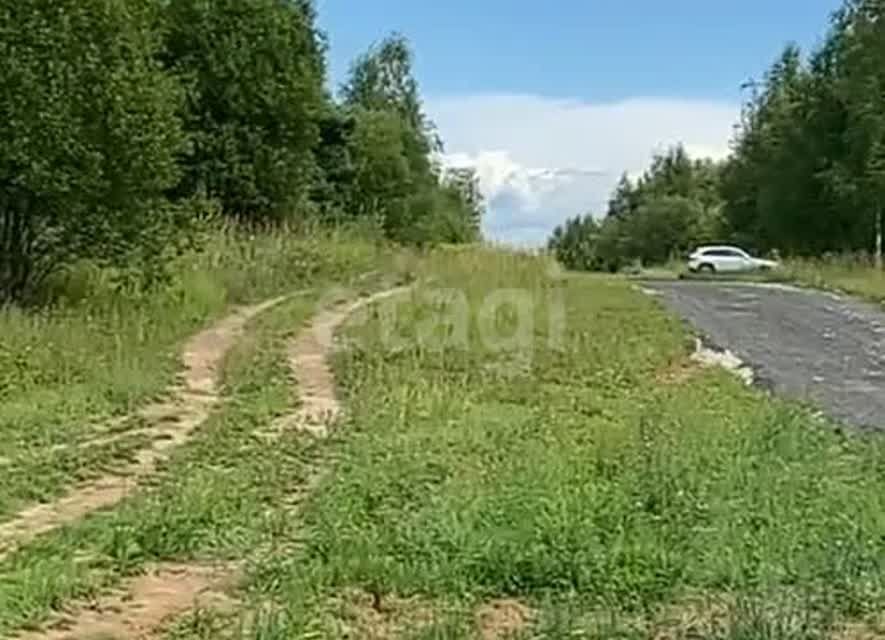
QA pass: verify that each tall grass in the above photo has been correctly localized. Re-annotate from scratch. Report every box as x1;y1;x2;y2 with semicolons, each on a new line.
0;225;387;470
782;255;885;302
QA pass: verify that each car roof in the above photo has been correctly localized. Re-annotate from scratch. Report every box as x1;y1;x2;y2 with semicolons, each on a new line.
695;245;745;252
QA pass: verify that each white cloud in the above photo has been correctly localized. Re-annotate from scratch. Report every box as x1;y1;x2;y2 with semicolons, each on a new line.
428;94;739;246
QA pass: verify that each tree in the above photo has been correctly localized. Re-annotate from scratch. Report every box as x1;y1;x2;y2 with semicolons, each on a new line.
832;0;885;266
347;108;413;231
720;45;842;254
549;146;726;271
310;106;358;222
719;3;885;259
162;0;327;222
341;34;439;152
606;173;639;219
440;167;484;241
0;0;186;302
548;215;604;271
620;196;707;264
340;34;482;245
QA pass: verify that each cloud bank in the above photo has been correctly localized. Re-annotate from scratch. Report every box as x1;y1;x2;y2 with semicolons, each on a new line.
427;94;739;245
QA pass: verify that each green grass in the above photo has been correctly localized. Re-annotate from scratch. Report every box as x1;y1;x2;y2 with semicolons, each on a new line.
782;256;885;303
0;293;333;634
2;246;885;639
635;255;885;302
220;250;885;639
0;226;389;518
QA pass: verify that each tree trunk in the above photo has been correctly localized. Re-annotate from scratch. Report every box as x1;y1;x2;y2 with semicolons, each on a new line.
878;206;883;271
0;189;38;304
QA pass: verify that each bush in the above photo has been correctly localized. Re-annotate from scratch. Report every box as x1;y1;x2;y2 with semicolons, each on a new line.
162;0;327;223
0;0;187;303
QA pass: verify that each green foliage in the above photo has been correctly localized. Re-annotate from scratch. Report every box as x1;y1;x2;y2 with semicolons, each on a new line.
621;195;711;265
722;0;885;256
439;167;484;243
553;0;885;268
549;146;725;270
340;35;483;245
548;214;603;271
161;0;326;222
0;0;187;302
0;3;481;304
341;33;440;153
347;108;416;228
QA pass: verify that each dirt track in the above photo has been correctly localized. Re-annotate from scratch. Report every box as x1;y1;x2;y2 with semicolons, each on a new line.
0;296;289;562
643;281;885;430
9;286;408;640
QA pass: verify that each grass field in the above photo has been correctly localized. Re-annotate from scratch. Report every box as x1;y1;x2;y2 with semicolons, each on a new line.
1;246;884;639
230;252;885;639
0;227;387;517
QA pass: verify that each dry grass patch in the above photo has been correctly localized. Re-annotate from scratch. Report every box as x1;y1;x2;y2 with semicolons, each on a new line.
330;589;442;640
14;563;235;640
831;613;885;640
475;599;534;640
654;356;706;386
649;594;734;640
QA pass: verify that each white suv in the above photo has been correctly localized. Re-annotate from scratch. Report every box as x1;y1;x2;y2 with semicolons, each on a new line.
688;245;779;274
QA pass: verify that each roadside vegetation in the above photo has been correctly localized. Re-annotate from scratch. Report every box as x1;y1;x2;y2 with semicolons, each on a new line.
0;0;481;306
0;227;388;519
0;0;474;580
549;0;885;280
3;248;883;640
780;256;885;303
4;0;885;638
191;251;885;639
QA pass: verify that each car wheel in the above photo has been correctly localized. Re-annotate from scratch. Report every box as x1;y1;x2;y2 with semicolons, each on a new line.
698;263;716;274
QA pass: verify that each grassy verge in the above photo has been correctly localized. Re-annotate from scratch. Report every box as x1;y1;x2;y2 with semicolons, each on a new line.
0;227;389;518
3;246;884;639
633;256;885;303
781;257;885;302
0;291;334;634
219;249;885;639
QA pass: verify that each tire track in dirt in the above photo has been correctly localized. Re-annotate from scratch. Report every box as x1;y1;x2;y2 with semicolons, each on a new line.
12;564;235;640
6;287;408;640
283;286;410;437
0;296;290;562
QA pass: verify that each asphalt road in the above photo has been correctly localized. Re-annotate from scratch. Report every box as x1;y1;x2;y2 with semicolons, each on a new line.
643;280;885;430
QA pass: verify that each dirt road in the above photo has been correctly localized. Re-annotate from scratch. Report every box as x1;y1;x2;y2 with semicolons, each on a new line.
643;280;885;430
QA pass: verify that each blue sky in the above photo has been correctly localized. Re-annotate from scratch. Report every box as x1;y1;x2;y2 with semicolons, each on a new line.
317;0;842;244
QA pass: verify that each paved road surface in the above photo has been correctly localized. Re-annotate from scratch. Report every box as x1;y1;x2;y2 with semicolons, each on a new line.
643;281;885;430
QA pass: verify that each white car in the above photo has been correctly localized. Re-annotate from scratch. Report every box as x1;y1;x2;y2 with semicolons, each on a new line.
688;245;779;274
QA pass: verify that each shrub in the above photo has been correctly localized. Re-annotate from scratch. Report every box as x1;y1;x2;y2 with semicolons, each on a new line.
0;0;187;303
162;0;326;222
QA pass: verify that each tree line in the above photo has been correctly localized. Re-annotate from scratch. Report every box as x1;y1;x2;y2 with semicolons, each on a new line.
548;147;724;271
0;0;483;303
550;0;885;271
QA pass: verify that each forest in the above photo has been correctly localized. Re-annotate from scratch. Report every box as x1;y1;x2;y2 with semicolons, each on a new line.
0;0;483;303
549;0;885;272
